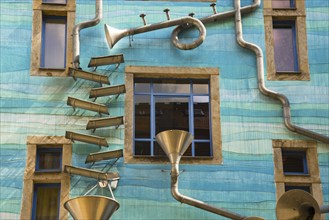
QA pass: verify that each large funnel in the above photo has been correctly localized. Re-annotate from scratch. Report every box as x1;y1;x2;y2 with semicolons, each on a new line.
64;195;119;220
155;130;193;164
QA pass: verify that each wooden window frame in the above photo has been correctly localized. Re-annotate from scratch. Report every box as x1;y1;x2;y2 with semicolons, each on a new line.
20;136;72;220
124;66;221;164
272;139;323;206
264;0;310;81
30;0;75;77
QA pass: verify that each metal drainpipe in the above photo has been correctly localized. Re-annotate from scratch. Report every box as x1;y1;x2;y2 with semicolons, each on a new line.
72;0;103;69
234;0;329;144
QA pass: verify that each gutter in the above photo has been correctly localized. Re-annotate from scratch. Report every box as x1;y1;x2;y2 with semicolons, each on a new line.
72;0;103;69
234;0;329;144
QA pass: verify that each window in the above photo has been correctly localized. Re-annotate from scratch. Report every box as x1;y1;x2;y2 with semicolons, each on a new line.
42;0;67;4
32;183;61;220
125;66;221;164
272;140;323;204
20;136;72;220
41;16;67;69
273;20;298;72
31;0;75;76
264;0;310;80
272;0;295;9
36;147;62;172
282;150;308;175
134;78;211;157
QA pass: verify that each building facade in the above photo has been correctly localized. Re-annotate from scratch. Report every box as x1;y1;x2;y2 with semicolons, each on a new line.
0;0;328;219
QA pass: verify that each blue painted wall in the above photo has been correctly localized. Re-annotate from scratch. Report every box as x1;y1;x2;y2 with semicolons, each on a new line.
0;0;328;219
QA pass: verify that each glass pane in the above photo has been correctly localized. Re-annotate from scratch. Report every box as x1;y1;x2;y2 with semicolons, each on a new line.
135;78;151;93
155;97;189;134
195;142;211;156
34;184;60;220
42;17;66;68
183;146;192;156
135;95;151;138
154;142;166;156
273;25;296;72
37;148;62;171
285;185;311;193
193;96;210;139
272;0;293;8
43;0;67;3
282;150;308;174
135;141;151;155
153;79;190;94
192;80;209;94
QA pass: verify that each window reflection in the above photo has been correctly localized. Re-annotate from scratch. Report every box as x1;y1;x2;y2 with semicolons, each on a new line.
153;79;190;93
272;0;294;8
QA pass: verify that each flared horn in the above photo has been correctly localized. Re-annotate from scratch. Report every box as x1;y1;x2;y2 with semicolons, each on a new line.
64;195;119;220
104;24;129;49
276;189;321;220
156;130;193;164
104;12;206;50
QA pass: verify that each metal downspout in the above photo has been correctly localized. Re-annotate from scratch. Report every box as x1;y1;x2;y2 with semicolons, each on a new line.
170;163;251;220
234;0;329;144
72;0;103;69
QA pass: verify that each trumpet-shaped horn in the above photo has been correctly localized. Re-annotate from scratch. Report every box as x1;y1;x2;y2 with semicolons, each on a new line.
104;15;206;50
276;189;321;220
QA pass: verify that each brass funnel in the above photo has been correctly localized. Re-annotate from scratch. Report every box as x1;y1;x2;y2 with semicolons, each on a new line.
64;195;119;220
155;130;193;164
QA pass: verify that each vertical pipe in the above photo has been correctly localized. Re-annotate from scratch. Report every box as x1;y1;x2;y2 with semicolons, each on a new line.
72;0;103;69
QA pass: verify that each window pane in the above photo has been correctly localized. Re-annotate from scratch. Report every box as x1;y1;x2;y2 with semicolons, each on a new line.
195;142;211;156
135;79;151;93
43;0;67;3
42;17;66;68
135;95;151;138
273;23;297;72
282;150;308;174
272;0;294;8
135;141;151;155
33;184;60;220
193;96;210;139
36;148;62;171
154;142;166;156
192;80;209;94
285;184;311;193
153;79;190;94
155;97;189;134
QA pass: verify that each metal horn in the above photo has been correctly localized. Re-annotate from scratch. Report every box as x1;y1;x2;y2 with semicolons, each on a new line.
104;9;206;50
276;189;322;220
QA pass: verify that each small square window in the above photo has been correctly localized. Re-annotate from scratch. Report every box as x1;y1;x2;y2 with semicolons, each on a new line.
285;184;311;193
32;183;61;220
42;0;67;4
36;147;62;172
272;0;295;9
282;150;308;175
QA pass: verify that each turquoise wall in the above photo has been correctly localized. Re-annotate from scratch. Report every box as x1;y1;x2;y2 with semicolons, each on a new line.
0;0;328;219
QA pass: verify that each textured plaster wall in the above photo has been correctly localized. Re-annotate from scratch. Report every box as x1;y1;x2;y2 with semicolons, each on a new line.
0;0;328;219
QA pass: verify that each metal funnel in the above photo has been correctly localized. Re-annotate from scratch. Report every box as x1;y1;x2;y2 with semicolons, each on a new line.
64;195;119;220
155;130;193;164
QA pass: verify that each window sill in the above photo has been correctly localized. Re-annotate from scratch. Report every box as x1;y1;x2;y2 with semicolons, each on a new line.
42;3;67;6
34;169;62;173
272;7;297;10
39;67;66;71
284;173;310;177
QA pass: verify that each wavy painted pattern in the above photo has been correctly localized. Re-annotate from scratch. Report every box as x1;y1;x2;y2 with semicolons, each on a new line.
0;0;328;219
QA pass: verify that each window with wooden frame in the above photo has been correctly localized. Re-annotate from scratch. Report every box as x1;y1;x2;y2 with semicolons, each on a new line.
124;66;221;164
272;140;324;205
264;0;310;80
30;0;75;76
20;136;72;220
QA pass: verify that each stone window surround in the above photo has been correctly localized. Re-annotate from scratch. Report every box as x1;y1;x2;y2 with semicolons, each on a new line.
272;139;323;206
30;0;75;77
264;0;310;81
20;136;72;220
124;66;221;164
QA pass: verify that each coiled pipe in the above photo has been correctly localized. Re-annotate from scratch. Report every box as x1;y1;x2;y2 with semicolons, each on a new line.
72;0;102;69
234;0;329;144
